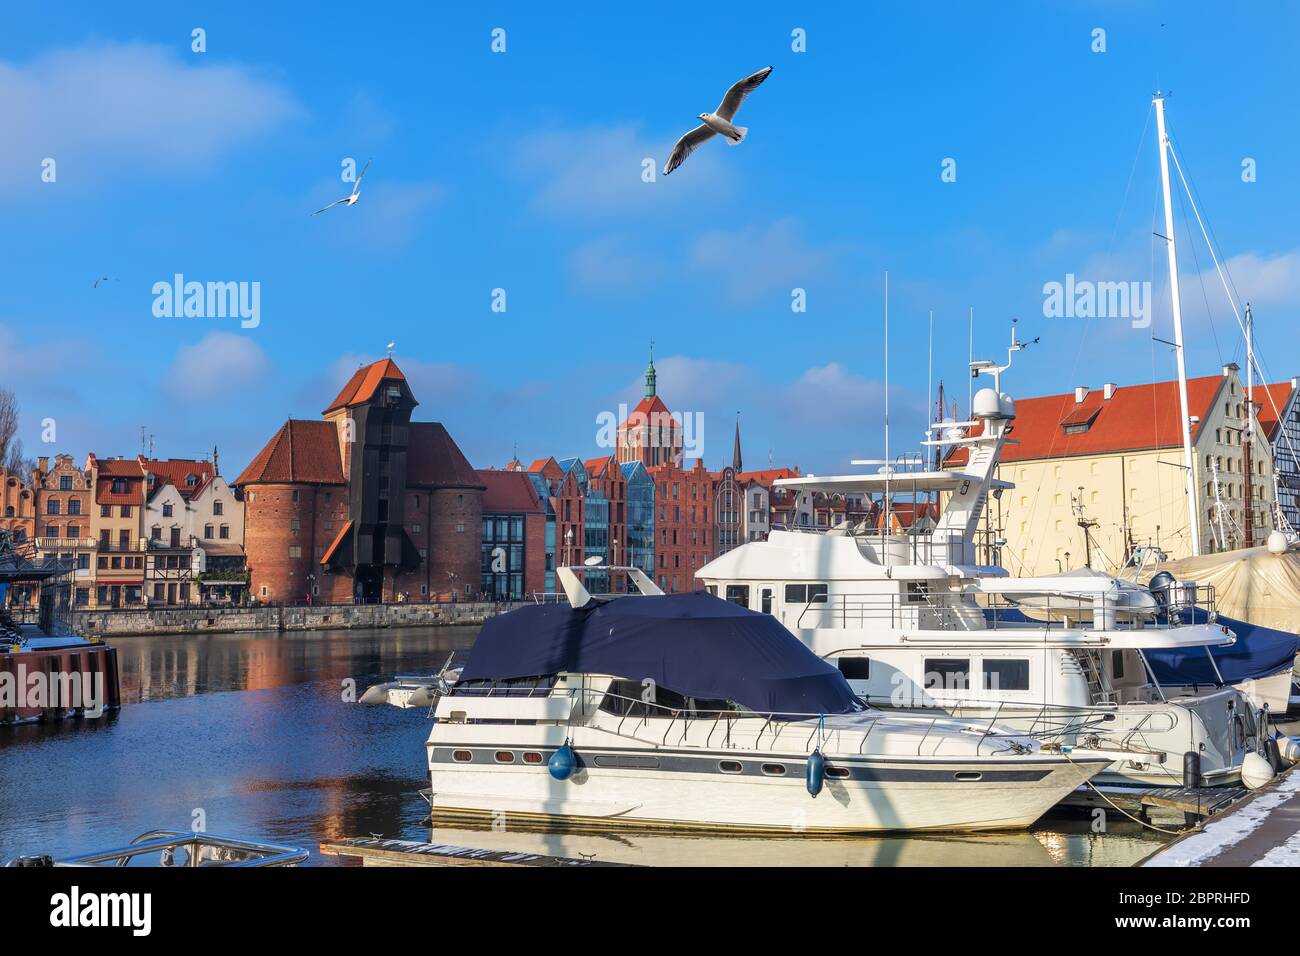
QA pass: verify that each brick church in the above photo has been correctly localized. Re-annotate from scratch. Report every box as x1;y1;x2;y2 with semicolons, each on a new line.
233;357;484;604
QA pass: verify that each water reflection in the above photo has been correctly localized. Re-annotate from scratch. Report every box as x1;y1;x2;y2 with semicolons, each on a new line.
0;627;1169;866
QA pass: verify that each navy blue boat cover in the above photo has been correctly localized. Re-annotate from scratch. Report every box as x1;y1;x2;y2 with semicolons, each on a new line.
1144;609;1299;687
459;591;861;717
986;607;1297;686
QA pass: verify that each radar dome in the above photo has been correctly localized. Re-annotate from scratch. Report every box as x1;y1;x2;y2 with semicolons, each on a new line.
972;388;1002;419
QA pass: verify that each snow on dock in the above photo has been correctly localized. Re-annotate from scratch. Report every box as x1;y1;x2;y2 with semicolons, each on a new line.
1141;764;1300;867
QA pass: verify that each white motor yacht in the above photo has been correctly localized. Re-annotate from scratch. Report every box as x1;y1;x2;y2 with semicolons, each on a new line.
698;332;1286;792
422;568;1109;833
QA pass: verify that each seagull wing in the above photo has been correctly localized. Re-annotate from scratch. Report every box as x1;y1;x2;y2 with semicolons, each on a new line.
715;66;773;122
352;159;372;195
664;125;717;176
311;197;350;215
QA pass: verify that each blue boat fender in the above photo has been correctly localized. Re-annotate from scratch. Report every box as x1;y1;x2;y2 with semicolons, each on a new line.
806;748;825;797
549;740;578;781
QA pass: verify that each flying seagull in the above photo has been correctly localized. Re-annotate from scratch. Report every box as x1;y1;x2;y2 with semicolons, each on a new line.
93;276;115;288
664;66;772;176
311;159;372;215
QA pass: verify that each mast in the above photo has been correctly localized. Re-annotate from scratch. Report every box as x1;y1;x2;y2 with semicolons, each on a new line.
1153;92;1202;556
1243;303;1255;546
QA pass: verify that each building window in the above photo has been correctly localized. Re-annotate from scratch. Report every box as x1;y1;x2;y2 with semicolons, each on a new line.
46;499;60;514
219;524;229;539
162;503;173;517
120;505;132;518
151;526;161;540
213;500;223;515
288;545;302;558
204;525;214;539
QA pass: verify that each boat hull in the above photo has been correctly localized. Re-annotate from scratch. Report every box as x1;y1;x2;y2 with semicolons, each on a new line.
426;740;1105;833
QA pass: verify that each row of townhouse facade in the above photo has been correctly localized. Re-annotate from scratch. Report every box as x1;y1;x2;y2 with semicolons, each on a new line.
0;452;244;609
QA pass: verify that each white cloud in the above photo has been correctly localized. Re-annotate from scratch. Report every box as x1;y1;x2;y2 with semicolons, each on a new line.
512;123;733;220
165;332;269;399
0;42;302;198
567;234;666;295
1201;250;1300;310
688;218;848;306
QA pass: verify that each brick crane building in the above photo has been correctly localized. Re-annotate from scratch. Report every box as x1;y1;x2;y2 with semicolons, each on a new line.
233;357;484;605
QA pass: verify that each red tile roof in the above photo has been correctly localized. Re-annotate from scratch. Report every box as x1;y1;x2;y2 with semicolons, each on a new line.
478;470;542;513
320;520;352;566
323;358;410;414
88;455;146;505
736;467;801;486
142;458;214;500
407;423;484;489
232;420;345;486
1255;382;1296;442
947;375;1227;465
619;395;676;429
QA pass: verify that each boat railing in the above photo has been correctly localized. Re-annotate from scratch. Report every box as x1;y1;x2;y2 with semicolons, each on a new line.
795;585;1218;631
7;829;309;867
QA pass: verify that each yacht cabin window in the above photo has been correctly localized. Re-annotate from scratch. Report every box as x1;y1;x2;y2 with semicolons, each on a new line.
784;583;828;604
598;678;733;717
981;658;1029;692
905;582;930;603
838;657;870;680
924;659;969;691
724;584;750;607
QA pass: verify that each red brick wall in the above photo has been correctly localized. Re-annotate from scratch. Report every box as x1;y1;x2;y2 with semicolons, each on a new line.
244;482;348;603
524;511;546;598
650;461;716;592
394;486;482;601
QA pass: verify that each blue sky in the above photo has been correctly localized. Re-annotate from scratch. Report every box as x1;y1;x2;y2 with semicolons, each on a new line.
3;2;1299;476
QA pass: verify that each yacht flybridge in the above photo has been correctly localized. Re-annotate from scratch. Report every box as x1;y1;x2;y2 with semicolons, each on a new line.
421;567;1109;833
698;330;1280;791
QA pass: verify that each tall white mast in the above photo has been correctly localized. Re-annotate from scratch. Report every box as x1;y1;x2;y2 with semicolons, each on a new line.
1154;92;1202;556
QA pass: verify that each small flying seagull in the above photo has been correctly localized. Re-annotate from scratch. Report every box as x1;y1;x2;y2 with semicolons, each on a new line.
93;276;115;288
311;159;372;215
664;66;772;176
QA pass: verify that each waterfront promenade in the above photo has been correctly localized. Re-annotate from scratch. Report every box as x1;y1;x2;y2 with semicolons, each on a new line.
73;600;521;637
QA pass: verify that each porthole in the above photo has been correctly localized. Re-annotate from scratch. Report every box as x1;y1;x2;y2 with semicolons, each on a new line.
719;760;743;774
761;763;787;776
494;751;515;763
954;771;982;782
826;766;850;779
523;751;543;764
452;750;473;763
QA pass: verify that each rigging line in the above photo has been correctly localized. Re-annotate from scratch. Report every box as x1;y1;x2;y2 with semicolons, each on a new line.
1173;162;1225;366
1166;135;1300;481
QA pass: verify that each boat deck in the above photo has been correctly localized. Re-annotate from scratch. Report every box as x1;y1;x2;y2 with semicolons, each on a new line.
1140;764;1300;866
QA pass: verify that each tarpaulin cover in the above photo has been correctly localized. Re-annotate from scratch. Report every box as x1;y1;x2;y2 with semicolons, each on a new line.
1144;609;1298;686
459;591;861;717
1133;546;1300;634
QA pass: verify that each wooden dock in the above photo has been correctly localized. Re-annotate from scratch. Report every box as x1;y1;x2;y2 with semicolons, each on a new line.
319;836;633;867
1140;764;1300;866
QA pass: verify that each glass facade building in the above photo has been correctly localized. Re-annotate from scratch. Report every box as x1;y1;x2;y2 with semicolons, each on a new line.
621;461;655;589
481;512;525;600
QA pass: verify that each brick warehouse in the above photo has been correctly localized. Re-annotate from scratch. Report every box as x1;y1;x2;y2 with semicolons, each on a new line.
233;357;484;604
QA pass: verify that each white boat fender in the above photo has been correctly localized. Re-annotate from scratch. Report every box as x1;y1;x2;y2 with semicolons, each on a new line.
549;740;577;781
1277;736;1300;767
806;749;825;797
358;682;394;705
405;686;435;709
1241;752;1276;791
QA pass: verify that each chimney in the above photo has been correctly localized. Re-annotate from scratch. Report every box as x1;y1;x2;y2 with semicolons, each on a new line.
37;456;49;472
1103;383;1116;400
1222;362;1239;377
1074;386;1088;404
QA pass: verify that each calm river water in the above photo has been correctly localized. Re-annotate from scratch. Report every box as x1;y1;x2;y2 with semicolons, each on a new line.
0;628;1170;866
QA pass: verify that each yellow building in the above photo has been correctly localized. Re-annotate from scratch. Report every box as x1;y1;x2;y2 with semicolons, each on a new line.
950;365;1278;576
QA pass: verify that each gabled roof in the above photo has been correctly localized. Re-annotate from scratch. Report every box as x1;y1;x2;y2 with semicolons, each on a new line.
141;457;214;501
947;374;1226;465
585;455;618;478
323;358;412;414
619;395;676;426
1255;381;1297;442
232;420;345;486
478;469;543;513
407;422;484;489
